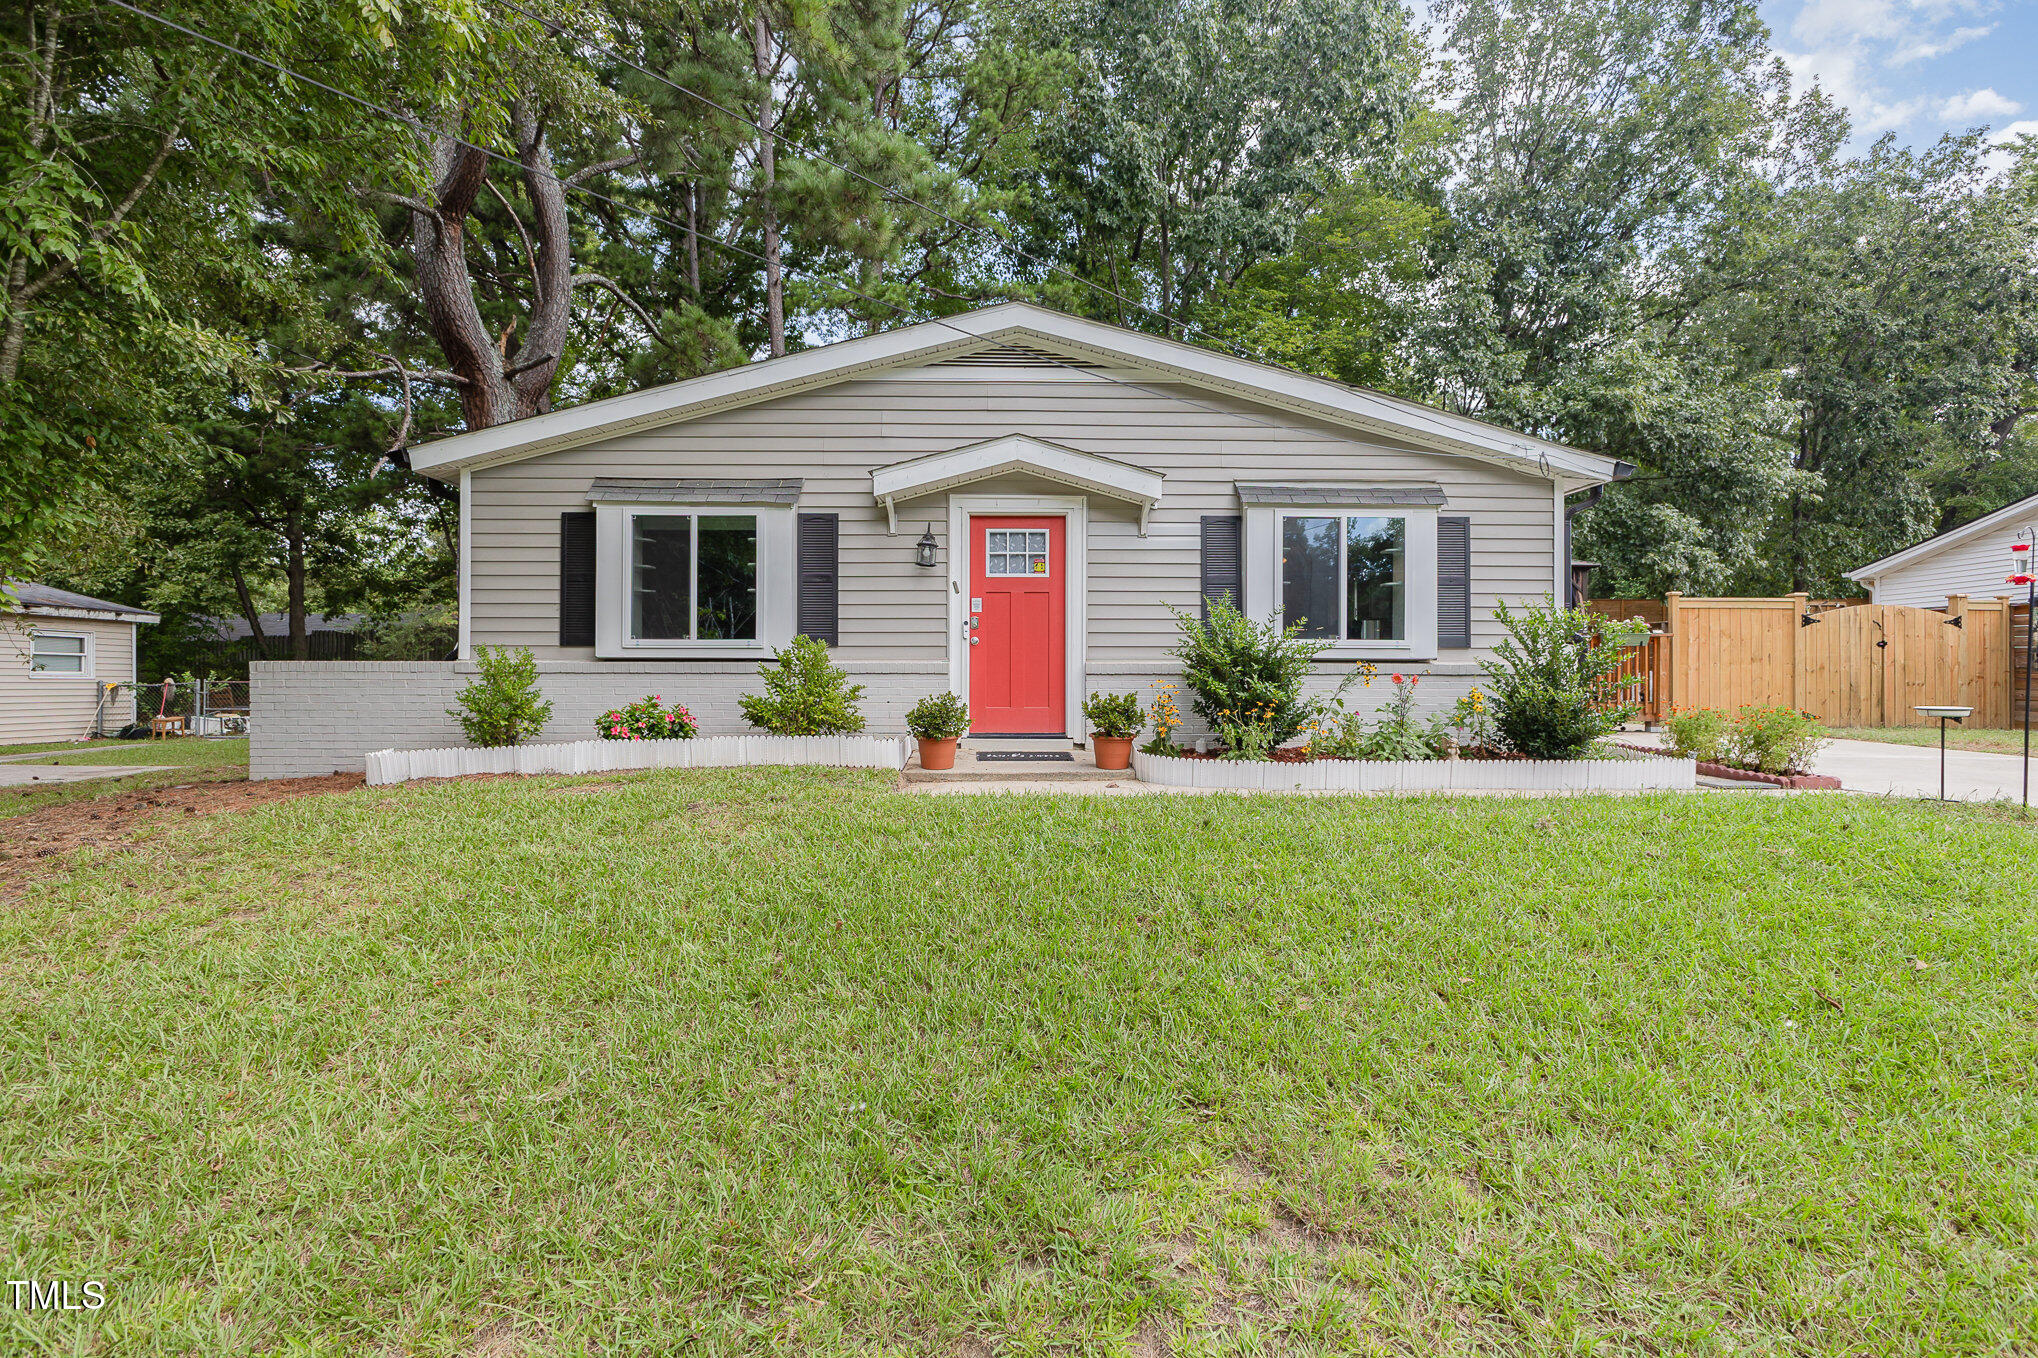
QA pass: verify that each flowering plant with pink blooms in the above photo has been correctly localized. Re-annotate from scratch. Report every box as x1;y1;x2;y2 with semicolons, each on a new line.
596;694;698;741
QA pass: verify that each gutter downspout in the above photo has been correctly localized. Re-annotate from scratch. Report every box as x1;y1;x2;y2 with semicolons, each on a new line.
1563;462;1635;606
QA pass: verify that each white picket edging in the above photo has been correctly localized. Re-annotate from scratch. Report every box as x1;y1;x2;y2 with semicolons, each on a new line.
364;735;909;786
1130;750;1695;793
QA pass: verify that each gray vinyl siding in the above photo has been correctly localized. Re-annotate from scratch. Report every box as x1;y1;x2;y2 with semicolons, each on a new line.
466;372;1559;664
1862;513;2038;607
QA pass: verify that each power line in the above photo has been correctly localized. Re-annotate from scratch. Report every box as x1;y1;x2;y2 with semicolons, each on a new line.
489;0;1266;365
104;0;1535;463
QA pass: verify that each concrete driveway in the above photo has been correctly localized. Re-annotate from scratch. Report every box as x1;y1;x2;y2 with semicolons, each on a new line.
1627;730;2033;803
0;762;170;786
1809;737;2032;803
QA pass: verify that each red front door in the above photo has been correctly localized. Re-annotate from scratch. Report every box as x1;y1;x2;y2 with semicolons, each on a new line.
968;515;1065;734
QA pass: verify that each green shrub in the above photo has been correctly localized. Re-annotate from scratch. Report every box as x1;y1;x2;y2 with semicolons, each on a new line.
1480;599;1647;759
1726;705;1826;774
1169;597;1330;746
449;646;552;747
1664;707;1730;762
739;635;867;735
597;695;697;741
1082;691;1144;739
905;691;970;741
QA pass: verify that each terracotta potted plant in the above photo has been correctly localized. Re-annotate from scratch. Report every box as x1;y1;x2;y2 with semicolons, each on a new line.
1083;691;1143;771
905;691;970;771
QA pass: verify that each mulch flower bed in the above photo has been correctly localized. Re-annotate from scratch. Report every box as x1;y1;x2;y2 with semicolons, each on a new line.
1613;742;1841;789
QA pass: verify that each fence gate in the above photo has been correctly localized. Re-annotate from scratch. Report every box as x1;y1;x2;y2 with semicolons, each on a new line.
1613;593;2015;728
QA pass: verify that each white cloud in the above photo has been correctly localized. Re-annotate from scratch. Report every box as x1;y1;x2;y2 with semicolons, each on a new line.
1891;24;1994;64
1940;88;2022;122
1766;1;2022;144
1990;120;2038;144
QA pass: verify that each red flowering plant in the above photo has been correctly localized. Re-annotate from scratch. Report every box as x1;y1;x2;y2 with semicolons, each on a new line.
595;694;698;741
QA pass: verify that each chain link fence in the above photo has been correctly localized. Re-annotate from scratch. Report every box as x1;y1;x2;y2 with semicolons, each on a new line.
92;679;252;738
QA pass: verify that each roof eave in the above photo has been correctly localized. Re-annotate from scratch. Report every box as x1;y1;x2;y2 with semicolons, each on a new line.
405;303;1622;485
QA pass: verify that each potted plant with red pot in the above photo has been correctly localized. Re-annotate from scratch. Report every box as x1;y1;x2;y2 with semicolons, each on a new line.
906;691;970;771
1083;691;1144;771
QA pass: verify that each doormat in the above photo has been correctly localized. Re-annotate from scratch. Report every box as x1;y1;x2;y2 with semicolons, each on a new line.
975;751;1074;762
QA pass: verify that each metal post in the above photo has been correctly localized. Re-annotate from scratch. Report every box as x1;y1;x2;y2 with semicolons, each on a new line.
2025;576;2034;811
1940;716;1947;802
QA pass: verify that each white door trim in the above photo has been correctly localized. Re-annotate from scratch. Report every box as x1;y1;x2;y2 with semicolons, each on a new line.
947;494;1087;742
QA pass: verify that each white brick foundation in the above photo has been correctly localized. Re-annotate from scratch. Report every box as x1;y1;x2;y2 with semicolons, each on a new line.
253;659;1491;780
250;660;947;779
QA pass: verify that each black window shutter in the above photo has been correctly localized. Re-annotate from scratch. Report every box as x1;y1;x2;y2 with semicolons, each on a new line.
1200;514;1243;620
1438;515;1471;649
558;511;596;647
797;512;840;645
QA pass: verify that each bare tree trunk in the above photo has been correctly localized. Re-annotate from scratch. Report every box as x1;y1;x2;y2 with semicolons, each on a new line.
1;4;62;383
753;12;786;358
230;563;271;662
686;181;701;297
407;100;573;430
286;510;308;661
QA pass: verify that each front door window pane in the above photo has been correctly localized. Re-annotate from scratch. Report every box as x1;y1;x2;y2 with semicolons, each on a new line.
631;515;692;640
1345;516;1406;641
696;515;758;640
1281;516;1339;638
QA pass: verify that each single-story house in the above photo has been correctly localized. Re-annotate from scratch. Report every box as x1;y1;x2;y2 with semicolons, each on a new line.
2;581;159;745
252;303;1630;777
1846;493;2038;607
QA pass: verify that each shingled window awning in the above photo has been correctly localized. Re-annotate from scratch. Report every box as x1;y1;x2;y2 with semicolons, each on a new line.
1234;484;1447;507
587;478;803;505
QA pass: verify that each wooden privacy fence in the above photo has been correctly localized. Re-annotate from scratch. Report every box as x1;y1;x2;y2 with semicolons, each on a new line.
1599;592;2018;728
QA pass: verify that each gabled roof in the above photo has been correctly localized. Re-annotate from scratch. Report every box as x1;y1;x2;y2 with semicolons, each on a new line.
870;435;1165;532
405;303;1627;488
1846;491;2038;583
4;580;159;624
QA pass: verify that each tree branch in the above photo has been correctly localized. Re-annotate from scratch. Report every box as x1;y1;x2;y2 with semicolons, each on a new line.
570;271;659;335
358;186;437;217
14;114;181;307
500;349;557;378
564;152;641;187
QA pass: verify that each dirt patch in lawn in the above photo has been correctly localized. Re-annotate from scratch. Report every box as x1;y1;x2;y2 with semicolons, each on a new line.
0;772;365;894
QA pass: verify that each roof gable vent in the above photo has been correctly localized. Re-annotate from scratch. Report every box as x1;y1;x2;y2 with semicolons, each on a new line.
930;343;1100;370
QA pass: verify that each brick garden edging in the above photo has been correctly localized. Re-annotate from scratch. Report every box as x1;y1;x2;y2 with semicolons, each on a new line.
1613;742;1841;790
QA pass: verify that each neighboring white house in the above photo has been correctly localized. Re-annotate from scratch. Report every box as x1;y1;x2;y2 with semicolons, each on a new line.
1845;493;2038;607
1;582;159;745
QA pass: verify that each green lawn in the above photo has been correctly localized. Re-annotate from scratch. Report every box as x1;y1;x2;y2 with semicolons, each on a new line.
4;771;2034;1355
0;738;248;817
1825;725;2034;755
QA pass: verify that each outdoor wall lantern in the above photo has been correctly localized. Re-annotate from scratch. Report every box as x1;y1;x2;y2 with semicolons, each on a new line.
915;525;939;569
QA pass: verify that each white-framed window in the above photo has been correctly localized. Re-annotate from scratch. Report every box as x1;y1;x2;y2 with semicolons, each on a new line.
1245;503;1439;659
593;502;795;657
984;528;1049;577
627;511;760;642
30;630;91;675
1280;513;1407;641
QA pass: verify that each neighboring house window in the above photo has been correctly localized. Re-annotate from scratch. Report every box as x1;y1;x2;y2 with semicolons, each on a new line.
1280;514;1407;641
629;512;759;641
30;631;90;674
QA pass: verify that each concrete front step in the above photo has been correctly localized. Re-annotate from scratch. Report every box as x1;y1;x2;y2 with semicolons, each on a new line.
904;739;1136;782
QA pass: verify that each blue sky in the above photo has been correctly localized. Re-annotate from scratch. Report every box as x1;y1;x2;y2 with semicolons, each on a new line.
1757;0;2037;147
